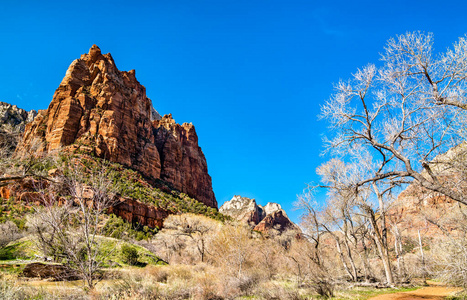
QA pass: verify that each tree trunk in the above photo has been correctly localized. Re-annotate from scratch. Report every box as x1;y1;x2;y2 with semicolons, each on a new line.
334;237;355;281
367;208;394;285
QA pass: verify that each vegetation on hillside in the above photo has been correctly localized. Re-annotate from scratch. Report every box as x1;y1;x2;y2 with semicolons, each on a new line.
1;31;467;299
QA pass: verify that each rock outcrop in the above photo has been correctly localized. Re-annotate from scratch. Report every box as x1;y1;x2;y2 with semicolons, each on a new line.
17;45;216;208
0;102;37;150
21;263;79;281
220;195;297;233
0;102;37;132
253;209;295;233
388;144;467;238
108;197;170;229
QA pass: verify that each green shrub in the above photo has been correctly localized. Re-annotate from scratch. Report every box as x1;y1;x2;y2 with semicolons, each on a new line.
121;244;139;265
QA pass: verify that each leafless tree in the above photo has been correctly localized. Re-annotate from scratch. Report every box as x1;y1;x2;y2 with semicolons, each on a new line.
211;223;254;278
162;213;220;262
315;158;398;285
320;31;467;207
27;158;117;290
0;133;51;188
0;221;22;248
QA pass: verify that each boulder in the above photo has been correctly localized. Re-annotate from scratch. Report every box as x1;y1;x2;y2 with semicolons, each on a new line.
21;263;79;281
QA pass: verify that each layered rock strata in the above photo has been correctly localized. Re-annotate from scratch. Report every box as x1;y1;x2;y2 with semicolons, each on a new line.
153;115;216;208
0;178;170;229
17;45;216;208
219;195;297;233
107;198;170;229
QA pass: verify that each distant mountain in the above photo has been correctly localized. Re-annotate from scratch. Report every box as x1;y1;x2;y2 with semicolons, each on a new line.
0;102;37;150
220;195;298;233
0;102;37;132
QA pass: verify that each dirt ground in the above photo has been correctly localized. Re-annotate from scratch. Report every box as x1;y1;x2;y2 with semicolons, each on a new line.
369;286;463;300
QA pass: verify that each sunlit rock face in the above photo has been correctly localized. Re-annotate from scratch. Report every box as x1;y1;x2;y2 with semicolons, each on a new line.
0;102;37;131
153;114;217;208
220;195;297;233
0;102;37;151
17;45;217;208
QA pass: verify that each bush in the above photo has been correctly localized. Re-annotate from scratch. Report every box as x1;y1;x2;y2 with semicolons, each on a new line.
312;280;334;298
121;244;139;266
0;221;22;249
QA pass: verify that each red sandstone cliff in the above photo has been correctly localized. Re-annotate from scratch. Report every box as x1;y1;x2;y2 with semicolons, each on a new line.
154;115;216;208
17;45;217;208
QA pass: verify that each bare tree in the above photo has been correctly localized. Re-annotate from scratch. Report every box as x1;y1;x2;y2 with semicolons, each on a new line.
315;158;398;285
211;223;254;278
28;158;117;290
320;31;467;207
0;133;52;188
0;221;22;249
162;213;221;262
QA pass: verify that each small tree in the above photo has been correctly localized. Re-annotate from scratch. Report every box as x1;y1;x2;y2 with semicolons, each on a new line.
28;157;117;290
211;223;254;278
0;221;22;248
163;213;221;263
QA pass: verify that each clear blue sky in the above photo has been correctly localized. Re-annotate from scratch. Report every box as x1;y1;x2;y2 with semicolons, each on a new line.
1;0;467;223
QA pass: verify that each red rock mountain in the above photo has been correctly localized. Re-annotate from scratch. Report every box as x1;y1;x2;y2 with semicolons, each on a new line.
219;195;298;233
18;45;217;208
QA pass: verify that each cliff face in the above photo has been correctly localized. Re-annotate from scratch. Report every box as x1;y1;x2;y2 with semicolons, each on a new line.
219;195;297;233
388;145;467;238
154;115;217;208
17;45;217;208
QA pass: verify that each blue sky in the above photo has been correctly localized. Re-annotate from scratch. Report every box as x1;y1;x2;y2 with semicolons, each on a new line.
2;0;467;223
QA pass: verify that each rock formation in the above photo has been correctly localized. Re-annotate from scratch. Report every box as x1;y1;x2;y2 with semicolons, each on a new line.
388;144;467;238
17;45;217;208
21;263;79;281
0;102;37;132
253;209;295;233
0;102;37;150
107;197;170;229
153;115;216;208
219;195;297;233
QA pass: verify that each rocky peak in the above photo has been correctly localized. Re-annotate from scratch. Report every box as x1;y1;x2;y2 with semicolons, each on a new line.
153;114;216;208
17;45;216;208
0;102;37;151
219;196;261;225
0;102;37;132
263;202;284;216
220;195;296;233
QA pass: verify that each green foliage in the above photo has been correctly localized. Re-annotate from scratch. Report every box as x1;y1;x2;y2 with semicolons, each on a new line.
102;214;157;241
0;197;34;229
69;154;229;222
0;242;28;261
121;244;139;266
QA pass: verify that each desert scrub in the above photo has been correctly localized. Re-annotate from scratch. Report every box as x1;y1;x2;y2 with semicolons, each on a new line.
102;214;157;241
0;197;35;229
121;244;139;266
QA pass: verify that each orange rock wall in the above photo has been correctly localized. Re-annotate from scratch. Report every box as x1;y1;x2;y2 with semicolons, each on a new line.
18;45;217;208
